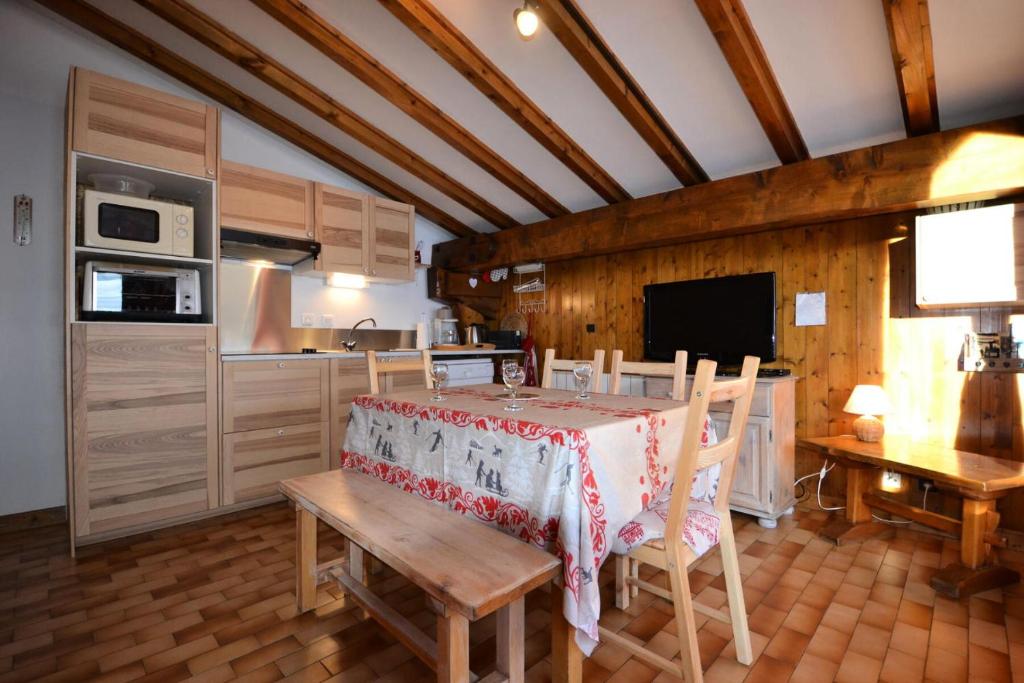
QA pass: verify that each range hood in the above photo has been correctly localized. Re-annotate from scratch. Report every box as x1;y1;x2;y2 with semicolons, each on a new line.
220;228;321;266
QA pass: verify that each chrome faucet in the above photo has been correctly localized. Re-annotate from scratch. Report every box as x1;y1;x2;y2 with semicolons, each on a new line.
342;317;377;351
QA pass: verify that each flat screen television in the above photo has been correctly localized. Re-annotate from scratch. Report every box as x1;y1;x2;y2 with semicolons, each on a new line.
644;272;776;366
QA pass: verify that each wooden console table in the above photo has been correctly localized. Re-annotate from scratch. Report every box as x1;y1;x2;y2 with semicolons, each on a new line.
798;435;1024;598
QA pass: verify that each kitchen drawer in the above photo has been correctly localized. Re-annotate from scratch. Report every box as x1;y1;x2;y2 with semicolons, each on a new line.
647;376;772;416
223;359;329;433
222;422;328;504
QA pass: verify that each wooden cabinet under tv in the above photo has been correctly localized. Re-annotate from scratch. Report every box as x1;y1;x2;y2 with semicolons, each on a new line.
647;375;797;527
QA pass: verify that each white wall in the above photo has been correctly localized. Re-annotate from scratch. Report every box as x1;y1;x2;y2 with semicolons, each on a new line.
0;0;453;515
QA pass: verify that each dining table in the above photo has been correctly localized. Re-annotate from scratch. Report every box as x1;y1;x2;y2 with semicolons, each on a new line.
339;383;717;682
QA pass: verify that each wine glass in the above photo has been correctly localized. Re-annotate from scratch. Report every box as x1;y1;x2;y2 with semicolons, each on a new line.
573;361;594;399
500;359;518;393
429;362;449;402
503;363;526;412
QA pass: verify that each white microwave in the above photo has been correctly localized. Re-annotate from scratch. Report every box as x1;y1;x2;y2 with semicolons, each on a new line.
83;189;194;257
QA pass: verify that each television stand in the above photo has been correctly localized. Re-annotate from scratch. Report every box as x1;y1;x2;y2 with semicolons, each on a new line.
647;373;798;527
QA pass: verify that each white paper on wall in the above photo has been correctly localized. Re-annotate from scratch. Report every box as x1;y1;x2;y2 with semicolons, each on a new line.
795;291;827;327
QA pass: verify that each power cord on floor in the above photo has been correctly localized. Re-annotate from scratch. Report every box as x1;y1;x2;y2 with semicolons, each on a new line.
872;481;932;525
792;460;845;511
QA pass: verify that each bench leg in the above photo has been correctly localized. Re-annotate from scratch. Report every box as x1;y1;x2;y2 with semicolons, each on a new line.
961;498;997;569
550;587;582;683
437;612;470;683
347;540;370;618
497;597;524;683
296;507;317;613
614;555;629;610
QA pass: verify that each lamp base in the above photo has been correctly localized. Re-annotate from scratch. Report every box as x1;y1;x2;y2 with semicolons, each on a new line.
853;415;884;442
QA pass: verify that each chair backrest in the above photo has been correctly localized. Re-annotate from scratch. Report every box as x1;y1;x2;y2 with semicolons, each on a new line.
608;350;687;399
663;355;760;551
540;349;606;392
365;350;433;395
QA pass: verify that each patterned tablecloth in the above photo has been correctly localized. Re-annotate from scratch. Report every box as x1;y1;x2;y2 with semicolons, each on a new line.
340;385;716;654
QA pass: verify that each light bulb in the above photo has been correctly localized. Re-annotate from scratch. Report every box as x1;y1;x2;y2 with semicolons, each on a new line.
327;273;367;289
514;4;539;40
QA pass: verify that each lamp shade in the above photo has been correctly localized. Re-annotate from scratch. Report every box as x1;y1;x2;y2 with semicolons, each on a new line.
843;384;891;416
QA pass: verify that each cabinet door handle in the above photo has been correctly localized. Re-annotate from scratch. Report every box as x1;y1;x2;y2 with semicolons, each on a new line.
208;346;216;353
307;231;314;238
277;429;285;436
371;269;376;276
277;362;286;368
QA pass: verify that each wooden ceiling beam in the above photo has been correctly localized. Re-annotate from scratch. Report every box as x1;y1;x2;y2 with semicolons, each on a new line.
694;0;808;164
133;0;515;231
379;0;629;204
882;0;940;136
251;0;570;218
36;0;476;238
433;116;1024;270
535;0;708;186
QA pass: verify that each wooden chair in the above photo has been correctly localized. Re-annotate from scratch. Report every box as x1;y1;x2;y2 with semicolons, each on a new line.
600;355;761;682
540;348;606;392
608;349;688;399
365;350;432;395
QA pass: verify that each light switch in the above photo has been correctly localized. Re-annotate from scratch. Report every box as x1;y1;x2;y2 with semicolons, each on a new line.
320;314;335;327
301;313;314;327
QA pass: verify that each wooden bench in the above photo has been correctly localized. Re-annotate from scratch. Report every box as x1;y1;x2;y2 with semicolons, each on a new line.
799;435;1024;598
280;469;560;683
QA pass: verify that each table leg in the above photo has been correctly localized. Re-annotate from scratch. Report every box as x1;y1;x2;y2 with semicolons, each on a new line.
846;466;875;523
819;463;892;545
437;612;470;683
930;496;1019;598
550;586;582;683
961;498;996;569
296;506;318;613
496;597;524;683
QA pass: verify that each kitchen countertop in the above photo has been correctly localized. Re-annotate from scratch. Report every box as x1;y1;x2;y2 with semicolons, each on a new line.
221;349;524;361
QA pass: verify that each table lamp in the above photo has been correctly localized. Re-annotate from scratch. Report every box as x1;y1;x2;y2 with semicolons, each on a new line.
844;385;891;442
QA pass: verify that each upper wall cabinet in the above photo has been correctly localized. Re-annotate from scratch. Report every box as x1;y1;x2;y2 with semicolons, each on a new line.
220;161;315;240
314;182;368;275
369;197;415;281
916;204;1024;308
72;68;218;179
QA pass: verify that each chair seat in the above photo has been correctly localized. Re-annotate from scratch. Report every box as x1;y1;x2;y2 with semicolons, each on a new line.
611;497;721;558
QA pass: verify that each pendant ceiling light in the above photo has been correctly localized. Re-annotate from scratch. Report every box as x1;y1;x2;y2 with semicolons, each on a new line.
513;1;539;40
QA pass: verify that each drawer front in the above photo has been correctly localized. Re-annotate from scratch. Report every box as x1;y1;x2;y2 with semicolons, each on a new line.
223;360;328;433
647;377;771;417
223;422;328;504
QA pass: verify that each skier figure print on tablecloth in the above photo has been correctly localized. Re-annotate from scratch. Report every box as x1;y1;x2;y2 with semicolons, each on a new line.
475;460;486;486
537;443;547;465
412;420;419;435
428;429;444;453
492;445;503;459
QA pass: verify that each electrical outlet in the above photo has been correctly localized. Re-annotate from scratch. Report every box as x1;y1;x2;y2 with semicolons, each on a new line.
320;314;335;327
301;313;314;327
881;469;902;491
586;323;596;333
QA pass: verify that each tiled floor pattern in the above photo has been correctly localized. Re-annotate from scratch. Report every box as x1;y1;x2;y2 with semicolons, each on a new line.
1;503;1023;682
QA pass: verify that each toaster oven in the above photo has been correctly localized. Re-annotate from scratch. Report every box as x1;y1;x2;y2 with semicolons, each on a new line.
82;189;194;257
81;261;202;323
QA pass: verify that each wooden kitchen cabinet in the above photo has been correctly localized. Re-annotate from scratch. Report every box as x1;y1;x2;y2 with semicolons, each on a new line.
222;359;329;433
329;357;371;468
71;68;218;179
222;422;328;504
220;160;315;240
314;183;369;275
69;323;218;542
369;197;415;281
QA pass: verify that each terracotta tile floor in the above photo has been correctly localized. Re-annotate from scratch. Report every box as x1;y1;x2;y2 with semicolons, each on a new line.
2;503;1023;682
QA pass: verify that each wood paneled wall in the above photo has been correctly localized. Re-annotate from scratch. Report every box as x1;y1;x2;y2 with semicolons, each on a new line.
501;211;1024;530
